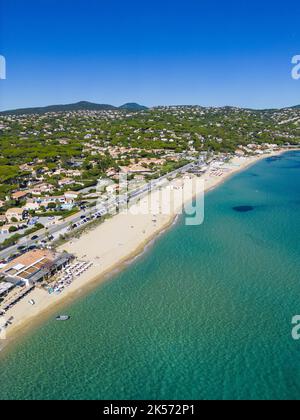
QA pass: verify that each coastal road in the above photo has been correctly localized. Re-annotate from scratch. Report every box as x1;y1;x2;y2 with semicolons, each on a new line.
0;209;88;260
0;161;197;261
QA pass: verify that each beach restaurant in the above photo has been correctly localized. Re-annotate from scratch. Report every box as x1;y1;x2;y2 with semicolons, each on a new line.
0;281;15;298
0;249;74;286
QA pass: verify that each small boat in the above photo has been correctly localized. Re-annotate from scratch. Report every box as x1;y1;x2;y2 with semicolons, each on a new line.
56;315;70;321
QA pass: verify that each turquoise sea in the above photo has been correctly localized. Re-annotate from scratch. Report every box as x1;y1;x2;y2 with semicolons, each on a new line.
0;151;300;400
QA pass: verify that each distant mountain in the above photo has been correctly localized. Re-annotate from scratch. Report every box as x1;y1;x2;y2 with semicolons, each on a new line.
0;101;148;116
119;103;148;111
1;101;298;116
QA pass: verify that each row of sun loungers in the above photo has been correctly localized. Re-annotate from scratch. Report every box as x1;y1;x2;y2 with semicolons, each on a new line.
49;261;94;294
0;286;35;313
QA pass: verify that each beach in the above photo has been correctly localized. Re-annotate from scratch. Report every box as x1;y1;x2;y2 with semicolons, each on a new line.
0;150;287;346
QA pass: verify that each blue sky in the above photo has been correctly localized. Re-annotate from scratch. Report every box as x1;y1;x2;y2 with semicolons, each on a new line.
0;0;299;110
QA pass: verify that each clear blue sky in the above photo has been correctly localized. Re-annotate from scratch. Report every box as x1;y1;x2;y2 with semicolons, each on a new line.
0;0;299;110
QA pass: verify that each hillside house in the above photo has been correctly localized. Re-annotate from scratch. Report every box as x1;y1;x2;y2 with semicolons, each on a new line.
5;208;27;223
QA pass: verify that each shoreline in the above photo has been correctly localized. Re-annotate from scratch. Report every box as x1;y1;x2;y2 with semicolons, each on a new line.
0;149;294;353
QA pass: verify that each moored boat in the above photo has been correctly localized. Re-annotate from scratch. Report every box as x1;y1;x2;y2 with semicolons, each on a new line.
56;315;70;321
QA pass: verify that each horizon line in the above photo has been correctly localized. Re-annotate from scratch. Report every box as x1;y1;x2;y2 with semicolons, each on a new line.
0;99;299;114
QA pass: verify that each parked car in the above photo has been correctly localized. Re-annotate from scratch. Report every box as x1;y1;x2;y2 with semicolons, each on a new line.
17;245;27;251
8;253;21;261
28;245;37;251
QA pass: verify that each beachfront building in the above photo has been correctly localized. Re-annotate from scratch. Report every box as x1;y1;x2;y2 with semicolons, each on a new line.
0;249;74;287
0;281;15;300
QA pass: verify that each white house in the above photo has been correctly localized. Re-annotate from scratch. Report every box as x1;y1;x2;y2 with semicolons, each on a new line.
106;184;119;194
64;191;80;202
58;178;76;187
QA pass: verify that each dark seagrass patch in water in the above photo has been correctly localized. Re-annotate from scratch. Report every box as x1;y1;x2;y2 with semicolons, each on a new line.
233;205;254;213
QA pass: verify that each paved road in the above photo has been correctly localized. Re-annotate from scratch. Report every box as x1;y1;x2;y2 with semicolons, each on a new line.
0;161;197;261
0;209;88;260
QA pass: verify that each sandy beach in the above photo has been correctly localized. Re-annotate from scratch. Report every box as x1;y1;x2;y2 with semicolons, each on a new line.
0;150;288;347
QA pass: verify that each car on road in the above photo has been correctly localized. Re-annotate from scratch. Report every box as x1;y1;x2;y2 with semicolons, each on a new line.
17;245;27;252
31;235;39;241
28;245;37;251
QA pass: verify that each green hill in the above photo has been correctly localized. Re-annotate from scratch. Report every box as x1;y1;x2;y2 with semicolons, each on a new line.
0;101;148;115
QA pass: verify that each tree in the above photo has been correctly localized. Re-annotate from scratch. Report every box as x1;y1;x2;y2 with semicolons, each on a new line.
9;226;18;233
47;202;57;210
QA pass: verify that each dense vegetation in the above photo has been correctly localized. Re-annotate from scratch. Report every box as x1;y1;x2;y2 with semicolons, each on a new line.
0;105;299;200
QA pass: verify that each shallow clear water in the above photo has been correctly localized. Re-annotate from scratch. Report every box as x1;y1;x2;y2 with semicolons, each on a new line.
1;151;300;400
